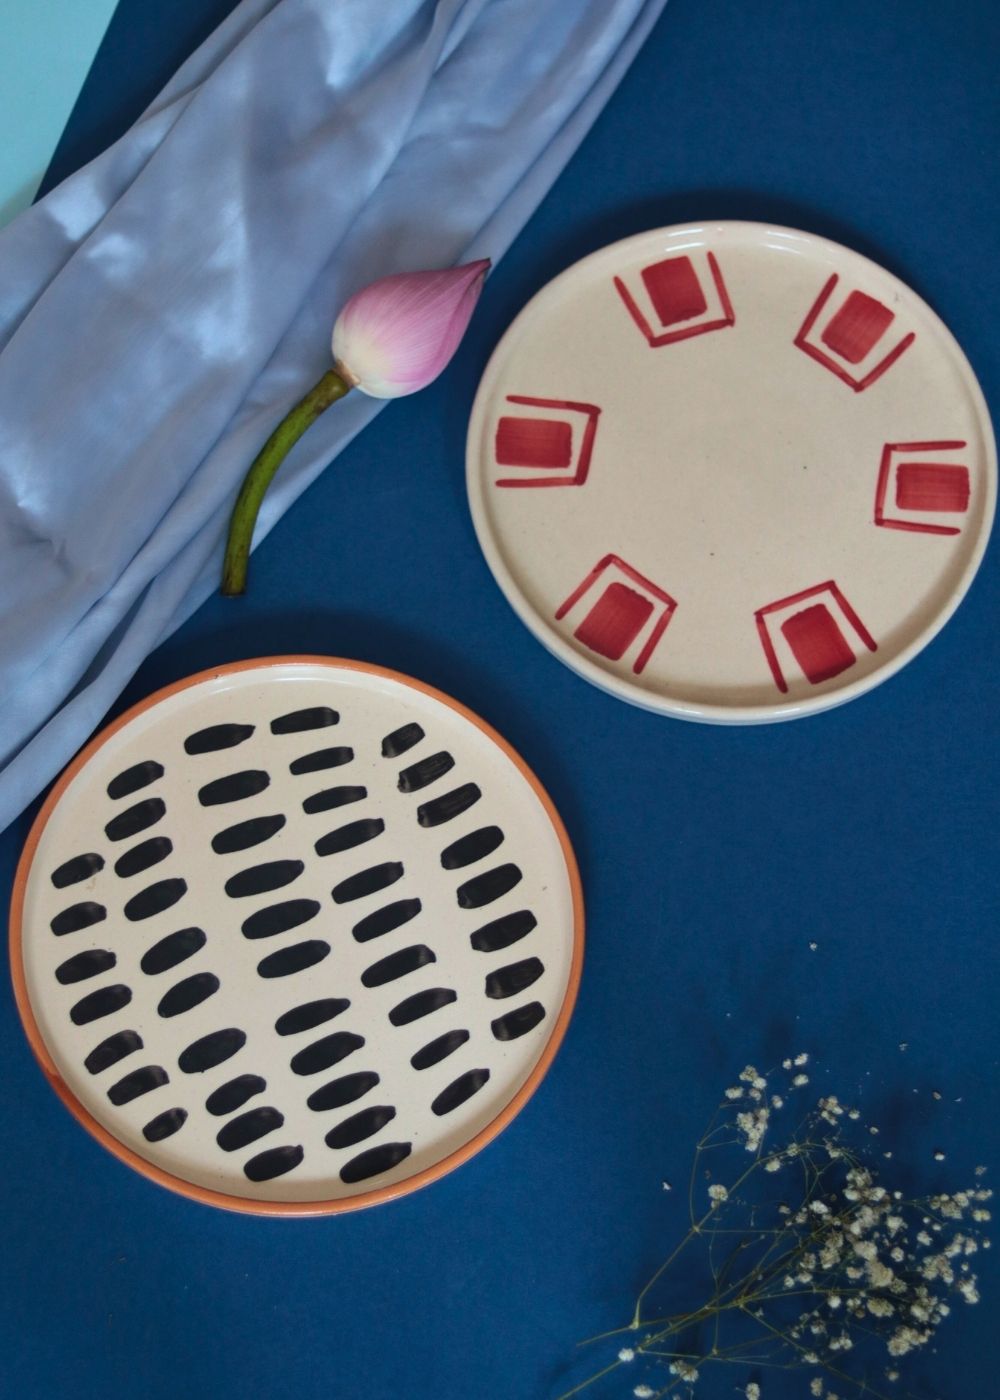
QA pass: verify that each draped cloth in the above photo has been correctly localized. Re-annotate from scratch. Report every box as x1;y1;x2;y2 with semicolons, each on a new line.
0;0;668;831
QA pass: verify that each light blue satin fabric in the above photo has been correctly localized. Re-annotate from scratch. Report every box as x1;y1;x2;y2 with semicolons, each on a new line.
0;0;667;831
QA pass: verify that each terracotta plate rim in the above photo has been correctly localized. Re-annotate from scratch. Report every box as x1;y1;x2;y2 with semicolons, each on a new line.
8;656;585;1216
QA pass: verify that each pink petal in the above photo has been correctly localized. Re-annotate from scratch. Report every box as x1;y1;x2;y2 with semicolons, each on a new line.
332;259;490;398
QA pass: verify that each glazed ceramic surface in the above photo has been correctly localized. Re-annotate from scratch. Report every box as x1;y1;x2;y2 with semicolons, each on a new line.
11;659;582;1213
467;223;996;721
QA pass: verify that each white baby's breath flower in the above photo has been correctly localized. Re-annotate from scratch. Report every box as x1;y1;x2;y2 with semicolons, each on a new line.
957;1277;980;1304
794;1053;809;1066
745;1384;760;1400
618;1347;635;1362
633;1387;654;1399
764;1157;781;1173
793;1074;809;1087
708;1184;728;1204
725;1087;744;1100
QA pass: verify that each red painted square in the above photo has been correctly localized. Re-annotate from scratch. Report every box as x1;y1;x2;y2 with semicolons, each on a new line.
640;256;708;327
574;583;654;661
780;604;856;685
820;290;894;364
495;416;572;469
895;463;970;513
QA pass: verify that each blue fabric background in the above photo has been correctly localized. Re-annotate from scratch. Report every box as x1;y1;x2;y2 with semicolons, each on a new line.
2;2;998;1398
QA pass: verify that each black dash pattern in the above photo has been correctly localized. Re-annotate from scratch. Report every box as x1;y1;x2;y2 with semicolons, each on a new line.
361;944;435;988
290;1031;365;1076
178;1027;246;1073
197;771;269;806
206;1075;266;1116
307;1072;380;1112
325;1105;395;1149
211;814;286;854
114;836;173;879
456;863;522;910
332;861;403;904
431;1067;491;1116
242;898;320;940
51;852;104;888
107;760;164;801
491;1001;546;1041
469;909;537;953
256;941;330;978
485;957;544;1000
55;949;116;984
123;877;187;922
108;1064;169;1105
224;859;304;899
352;899;421;943
244;1144;304;1182
340;1141;411;1184
440;826;504;870
274;999;350;1036
51;901;106;936
302;785;367;815
271;707;338;734
410;1028;469;1070
84;1029;143;1075
417;784;481;828
105;797;165;841
157;972;220;1018
397;751;454;794
381;722;424;758
184;722;255;755
289;747;353;776
143;1107;188;1142
217;1106;284;1152
70;983;132;1025
140;927;206;975
314;818;384;857
388;987;456;1027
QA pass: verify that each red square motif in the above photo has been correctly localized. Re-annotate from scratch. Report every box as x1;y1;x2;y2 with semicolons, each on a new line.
640;256;708;327
495;417;572;469
780;604;856;684
820;290;894;363
895;463;970;514
573;583;655;661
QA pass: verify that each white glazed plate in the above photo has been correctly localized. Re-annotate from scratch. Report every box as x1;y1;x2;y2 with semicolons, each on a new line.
10;659;583;1214
466;223;996;721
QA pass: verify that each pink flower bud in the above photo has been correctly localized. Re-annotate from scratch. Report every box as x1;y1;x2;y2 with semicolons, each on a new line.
331;258;490;399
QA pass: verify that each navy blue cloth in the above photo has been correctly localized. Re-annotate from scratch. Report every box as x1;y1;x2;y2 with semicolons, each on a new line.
1;2;998;1399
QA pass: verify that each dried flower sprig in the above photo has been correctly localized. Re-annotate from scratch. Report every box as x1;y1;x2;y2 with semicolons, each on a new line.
220;258;489;595
559;1058;990;1400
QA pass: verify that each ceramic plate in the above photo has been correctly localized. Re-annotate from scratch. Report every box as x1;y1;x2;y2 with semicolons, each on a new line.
10;659;583;1215
467;223;996;721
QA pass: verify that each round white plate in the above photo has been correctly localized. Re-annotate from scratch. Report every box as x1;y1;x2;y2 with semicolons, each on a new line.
10;659;583;1214
467;223;996;721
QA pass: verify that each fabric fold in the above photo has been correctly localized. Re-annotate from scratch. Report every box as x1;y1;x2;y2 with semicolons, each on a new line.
0;0;668;831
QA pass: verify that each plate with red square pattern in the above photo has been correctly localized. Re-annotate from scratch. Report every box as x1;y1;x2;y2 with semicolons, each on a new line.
466;224;996;722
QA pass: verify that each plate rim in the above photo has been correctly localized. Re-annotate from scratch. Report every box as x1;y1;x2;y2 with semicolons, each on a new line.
465;220;998;723
8;655;585;1216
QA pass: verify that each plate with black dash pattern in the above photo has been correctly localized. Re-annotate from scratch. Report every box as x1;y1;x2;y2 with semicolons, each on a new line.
10;658;583;1215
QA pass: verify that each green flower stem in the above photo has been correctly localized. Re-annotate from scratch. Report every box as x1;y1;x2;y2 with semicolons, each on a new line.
221;367;352;596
